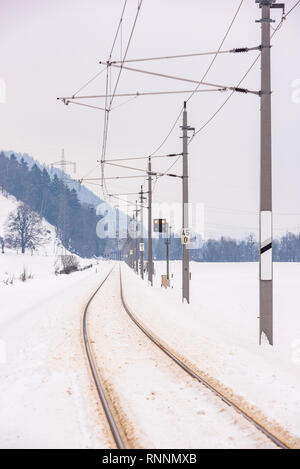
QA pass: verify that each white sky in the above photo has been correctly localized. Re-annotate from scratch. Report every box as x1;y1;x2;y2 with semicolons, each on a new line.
1;0;300;238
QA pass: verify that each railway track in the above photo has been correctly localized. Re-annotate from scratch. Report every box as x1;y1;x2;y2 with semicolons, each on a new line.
82;263;289;450
82;265;126;449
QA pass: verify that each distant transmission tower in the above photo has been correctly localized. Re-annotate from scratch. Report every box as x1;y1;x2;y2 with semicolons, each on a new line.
51;149;76;255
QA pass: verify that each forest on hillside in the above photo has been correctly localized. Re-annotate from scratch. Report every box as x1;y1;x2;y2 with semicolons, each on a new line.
0;152;115;258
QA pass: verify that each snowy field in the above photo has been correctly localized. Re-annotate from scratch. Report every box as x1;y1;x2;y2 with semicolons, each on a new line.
121;261;300;446
0;259;113;448
0;192;114;448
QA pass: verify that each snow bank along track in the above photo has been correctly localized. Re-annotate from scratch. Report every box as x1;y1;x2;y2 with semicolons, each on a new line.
83;264;290;450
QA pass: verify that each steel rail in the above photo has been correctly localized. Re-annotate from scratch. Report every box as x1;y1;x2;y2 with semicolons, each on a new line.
119;265;289;450
82;265;126;449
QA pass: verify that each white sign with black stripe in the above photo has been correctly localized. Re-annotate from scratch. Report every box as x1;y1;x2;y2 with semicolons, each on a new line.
260;211;272;281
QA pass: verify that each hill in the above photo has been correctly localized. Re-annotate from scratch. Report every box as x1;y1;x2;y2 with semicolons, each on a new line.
0;152;116;258
1;150;102;208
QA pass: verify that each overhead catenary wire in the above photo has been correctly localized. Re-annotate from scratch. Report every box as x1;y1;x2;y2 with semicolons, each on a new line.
149;0;245;192
98;0;244;198
189;0;300;144
100;0;144;196
61;0;300;213
108;0;128;60
71;67;107;98
70;0;128;99
60;0;245;198
286;0;300;17
153;0;299;193
148;0;245;162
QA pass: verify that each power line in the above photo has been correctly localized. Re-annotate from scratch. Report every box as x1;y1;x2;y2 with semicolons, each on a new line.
148;0;245;161
189;0;300;144
286;0;300;16
151;0;245;190
108;0;128;60
71;67;107;98
100;0;144;195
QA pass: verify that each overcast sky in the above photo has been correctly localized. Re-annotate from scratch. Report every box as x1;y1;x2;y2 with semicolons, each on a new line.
1;0;300;238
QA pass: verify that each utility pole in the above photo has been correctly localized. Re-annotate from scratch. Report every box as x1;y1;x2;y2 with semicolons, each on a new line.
116;200;120;261
148;156;153;285
181;102;193;303
139;186;146;279
166;225;171;282
256;0;284;345
134;202;140;274
131;212;135;270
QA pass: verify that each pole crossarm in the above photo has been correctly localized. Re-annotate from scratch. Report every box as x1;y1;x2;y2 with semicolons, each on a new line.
79;175;147;182
101;161;182;178
100;153;182;163
57;98;108;111
57;88;227;101
108;191;149;196
100;62;260;96
106;45;261;64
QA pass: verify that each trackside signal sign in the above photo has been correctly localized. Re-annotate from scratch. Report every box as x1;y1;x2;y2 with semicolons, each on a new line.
154;218;167;233
181;228;190;245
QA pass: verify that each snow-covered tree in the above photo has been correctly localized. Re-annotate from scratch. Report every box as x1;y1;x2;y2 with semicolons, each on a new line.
5;203;46;254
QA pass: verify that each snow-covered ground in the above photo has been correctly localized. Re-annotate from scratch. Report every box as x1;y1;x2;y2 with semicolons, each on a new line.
88;267;276;449
0;260;114;448
121;261;300;447
0;191;115;448
1;183;299;449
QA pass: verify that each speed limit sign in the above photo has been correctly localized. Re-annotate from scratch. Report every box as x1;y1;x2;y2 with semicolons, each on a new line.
181;228;190;245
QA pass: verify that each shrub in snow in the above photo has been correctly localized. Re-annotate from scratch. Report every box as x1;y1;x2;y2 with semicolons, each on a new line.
60;255;79;275
3;274;14;285
19;266;33;282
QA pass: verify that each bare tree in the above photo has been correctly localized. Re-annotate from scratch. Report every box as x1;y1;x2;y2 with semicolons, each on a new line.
5;203;46;254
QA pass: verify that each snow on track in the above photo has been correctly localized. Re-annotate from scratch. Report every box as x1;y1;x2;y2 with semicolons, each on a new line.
87;267;277;449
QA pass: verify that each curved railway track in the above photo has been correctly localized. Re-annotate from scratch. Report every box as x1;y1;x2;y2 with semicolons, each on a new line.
82;265;126;449
82;263;289;450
